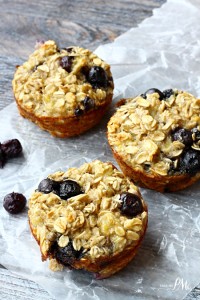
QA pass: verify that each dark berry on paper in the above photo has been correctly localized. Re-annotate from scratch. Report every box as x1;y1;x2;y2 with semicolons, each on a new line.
87;66;108;88
142;88;164;100
171;128;193;146
51;240;83;266
38;178;60;194
1;139;22;158
0;144;6;168
60;56;74;72
119;192;143;217
59;180;83;200
3;192;26;214
180;149;200;174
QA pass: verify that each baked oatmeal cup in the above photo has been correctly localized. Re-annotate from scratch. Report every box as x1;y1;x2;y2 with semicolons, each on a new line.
107;88;200;192
28;160;148;279
12;40;114;137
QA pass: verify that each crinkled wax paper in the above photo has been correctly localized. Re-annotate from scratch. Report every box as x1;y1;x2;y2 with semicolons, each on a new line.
1;0;200;299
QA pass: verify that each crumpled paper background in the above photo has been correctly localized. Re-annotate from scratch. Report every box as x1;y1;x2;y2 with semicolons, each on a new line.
0;0;200;299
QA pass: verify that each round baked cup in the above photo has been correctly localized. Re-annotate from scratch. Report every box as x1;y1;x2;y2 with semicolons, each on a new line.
107;89;200;193
13;40;114;138
28;160;148;279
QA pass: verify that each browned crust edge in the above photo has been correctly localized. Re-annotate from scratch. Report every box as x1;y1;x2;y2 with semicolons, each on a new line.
110;148;200;192
15;94;112;138
28;199;148;279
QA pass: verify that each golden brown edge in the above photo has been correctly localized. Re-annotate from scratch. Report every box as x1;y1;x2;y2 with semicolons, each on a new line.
109;147;200;192
15;94;112;138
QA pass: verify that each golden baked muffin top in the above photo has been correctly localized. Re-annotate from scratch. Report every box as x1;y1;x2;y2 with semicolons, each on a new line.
108;89;200;176
12;40;114;118
28;160;147;271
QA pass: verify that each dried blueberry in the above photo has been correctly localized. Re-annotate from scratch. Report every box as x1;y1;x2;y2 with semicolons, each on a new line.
180;149;200;174
119;192;143;217
171;128;193;146
66;47;73;53
59;180;83;200
87;66;108;88
83;96;94;111
51;240;83;266
191;128;200;142
74;108;84;117
60;47;74;53
38;178;60;194
60;56;74;72
0;144;6;168
32;63;43;72
3;192;26;214
162;89;174;99
142;88;164;100
81;66;89;77
1;139;22;158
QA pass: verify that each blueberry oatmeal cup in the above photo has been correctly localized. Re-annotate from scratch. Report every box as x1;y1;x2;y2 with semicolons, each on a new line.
28;160;148;279
107;89;200;192
12;40;114;137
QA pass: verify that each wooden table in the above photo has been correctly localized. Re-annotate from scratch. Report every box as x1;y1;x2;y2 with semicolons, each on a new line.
0;0;199;299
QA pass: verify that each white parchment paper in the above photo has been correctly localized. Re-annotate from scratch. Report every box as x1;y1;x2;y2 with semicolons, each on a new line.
1;0;200;299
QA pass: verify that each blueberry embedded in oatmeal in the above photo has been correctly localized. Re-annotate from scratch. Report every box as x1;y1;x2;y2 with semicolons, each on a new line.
179;149;200;174
162;89;174;99
59;180;83;200
38;178;60;194
82;96;95;111
87;66;108;88
50;240;83;266
142;88;164;100
119;193;143;217
171;128;193;146
28;160;147;278
60;56;74;73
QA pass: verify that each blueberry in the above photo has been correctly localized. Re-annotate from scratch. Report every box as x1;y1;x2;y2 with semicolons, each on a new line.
142;88;164;100
32;63;43;72
83;96;94;111
51;240;83;266
87;66;108;88
66;47;73;53
3;192;26;214
0;144;6;168
191;128;200;142
171;128;193;146
60;47;74;53
60;56;74;72
1;139;22;158
119;192;143;217
74;108;84;117
38;178;60;194
180;149;200;174
162;89;174;98
59;180;83;200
